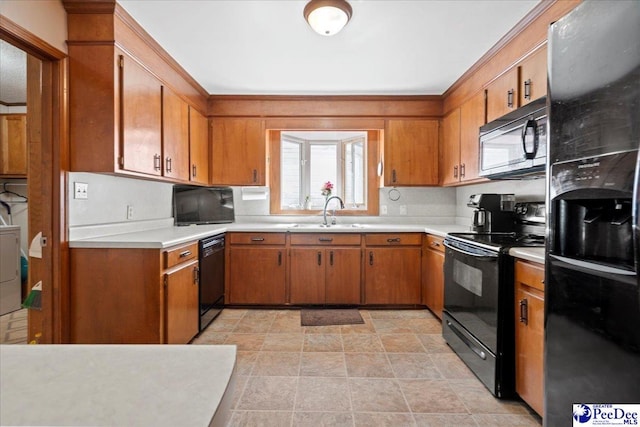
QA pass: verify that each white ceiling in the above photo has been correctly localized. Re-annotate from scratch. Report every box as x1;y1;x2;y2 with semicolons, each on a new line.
118;0;539;96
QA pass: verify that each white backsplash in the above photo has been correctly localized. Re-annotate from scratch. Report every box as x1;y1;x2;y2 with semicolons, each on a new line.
66;172;547;230
67;172;173;227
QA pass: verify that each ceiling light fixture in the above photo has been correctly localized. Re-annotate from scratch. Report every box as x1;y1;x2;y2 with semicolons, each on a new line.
303;0;353;37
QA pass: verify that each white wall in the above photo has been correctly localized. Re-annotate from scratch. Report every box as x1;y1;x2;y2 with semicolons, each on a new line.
0;0;68;54
67;172;173;227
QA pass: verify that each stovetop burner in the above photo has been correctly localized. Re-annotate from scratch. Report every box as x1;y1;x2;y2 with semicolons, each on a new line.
447;232;545;250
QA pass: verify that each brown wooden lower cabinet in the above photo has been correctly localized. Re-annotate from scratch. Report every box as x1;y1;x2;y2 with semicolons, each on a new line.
514;259;545;416
226;233;286;304
364;233;422;305
422;234;445;318
165;259;199;344
69;241;199;344
289;233;362;304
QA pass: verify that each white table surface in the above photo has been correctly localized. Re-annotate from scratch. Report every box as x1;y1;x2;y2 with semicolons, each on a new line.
0;344;236;427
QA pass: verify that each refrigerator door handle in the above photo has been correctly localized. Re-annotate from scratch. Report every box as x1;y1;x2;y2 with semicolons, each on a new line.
634;148;640;276
549;254;636;277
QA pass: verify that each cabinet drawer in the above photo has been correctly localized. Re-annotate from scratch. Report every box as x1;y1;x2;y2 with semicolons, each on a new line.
164;242;198;269
425;234;445;253
365;233;422;246
290;233;361;246
515;260;545;292
228;232;286;245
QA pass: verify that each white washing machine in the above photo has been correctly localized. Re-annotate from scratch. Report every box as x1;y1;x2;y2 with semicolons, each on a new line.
0;226;22;315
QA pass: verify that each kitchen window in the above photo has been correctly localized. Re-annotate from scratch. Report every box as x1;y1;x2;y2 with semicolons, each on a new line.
280;131;366;210
268;129;380;216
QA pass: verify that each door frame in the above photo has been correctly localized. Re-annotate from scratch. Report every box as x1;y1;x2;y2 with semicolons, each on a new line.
1;15;68;343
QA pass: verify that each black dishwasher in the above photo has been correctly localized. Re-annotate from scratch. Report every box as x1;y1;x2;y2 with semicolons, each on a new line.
199;234;225;331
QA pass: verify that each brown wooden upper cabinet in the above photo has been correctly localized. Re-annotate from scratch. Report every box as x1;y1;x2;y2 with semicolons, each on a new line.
519;46;547;107
211;118;266;185
162;86;190;181
486;67;519;123
0;114;27;177
65;14;209;185
119;52;163;177
441;91;486;186
486;45;548;123
189;107;209;185
384;119;439;186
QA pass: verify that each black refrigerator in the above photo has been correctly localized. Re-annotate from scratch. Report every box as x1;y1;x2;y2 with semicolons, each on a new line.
546;1;640;426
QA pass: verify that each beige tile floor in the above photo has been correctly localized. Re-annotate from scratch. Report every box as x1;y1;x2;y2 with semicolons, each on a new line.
0;308;27;344
192;308;542;427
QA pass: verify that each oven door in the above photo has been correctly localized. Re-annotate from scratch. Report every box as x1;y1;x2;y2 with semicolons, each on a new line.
443;238;501;354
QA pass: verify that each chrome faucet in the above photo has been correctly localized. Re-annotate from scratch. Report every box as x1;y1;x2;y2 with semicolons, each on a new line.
322;196;344;226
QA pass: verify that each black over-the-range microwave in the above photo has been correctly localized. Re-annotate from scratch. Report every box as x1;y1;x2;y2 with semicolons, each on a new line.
479;97;547;179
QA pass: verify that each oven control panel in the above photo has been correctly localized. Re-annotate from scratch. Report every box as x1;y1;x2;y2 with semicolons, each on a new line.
514;202;545;225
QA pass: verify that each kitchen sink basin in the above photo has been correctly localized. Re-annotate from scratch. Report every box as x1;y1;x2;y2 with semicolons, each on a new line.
287;223;367;229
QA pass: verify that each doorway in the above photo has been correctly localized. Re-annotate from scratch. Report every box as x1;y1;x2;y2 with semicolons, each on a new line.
1;17;67;343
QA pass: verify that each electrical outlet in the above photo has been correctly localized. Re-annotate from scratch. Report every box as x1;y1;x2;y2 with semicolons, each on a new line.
400;205;407;215
74;182;88;199
381;205;388;215
126;205;134;220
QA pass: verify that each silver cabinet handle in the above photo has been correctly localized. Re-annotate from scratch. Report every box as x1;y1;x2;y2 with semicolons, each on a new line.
519;298;528;325
192;164;197;177
317;251;322;266
153;154;161;171
387;238;401;243
250;237;265;242
318;237;333;242
179;250;192;258
453;165;458;178
507;89;515;108
524;79;532;100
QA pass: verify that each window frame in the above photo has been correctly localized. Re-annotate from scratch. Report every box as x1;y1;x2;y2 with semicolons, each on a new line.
269;129;380;216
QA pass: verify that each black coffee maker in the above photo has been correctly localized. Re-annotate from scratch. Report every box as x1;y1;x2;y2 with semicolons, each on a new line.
467;193;515;233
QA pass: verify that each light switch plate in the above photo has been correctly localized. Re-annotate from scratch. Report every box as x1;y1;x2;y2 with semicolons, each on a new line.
74;182;88;199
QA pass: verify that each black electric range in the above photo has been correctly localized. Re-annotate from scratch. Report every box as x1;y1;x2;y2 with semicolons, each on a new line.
442;202;545;398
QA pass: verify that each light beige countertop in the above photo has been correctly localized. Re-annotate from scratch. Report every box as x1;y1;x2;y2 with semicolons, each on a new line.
509;247;545;264
0;344;237;427
68;222;471;249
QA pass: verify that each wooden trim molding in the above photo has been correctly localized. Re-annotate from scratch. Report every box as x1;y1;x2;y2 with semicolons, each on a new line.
0;15;66;60
2;15;68;343
209;95;443;119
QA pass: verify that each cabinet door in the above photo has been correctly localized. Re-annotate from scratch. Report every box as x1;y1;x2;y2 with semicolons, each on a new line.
119;53;162;176
384;120;439;186
422;237;444;319
486;67;518;123
189;107;209;185
365;247;421;304
326;248;361;304
162;86;190;180
165;260;199;344
0;114;27;176
290;248;325;304
211;118;265;185
459;91;486;182
440;109;461;186
515;261;545;416
228;247;285;304
519;46;547;107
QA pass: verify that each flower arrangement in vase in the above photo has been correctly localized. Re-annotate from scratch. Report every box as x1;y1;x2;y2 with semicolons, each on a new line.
321;181;333;198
